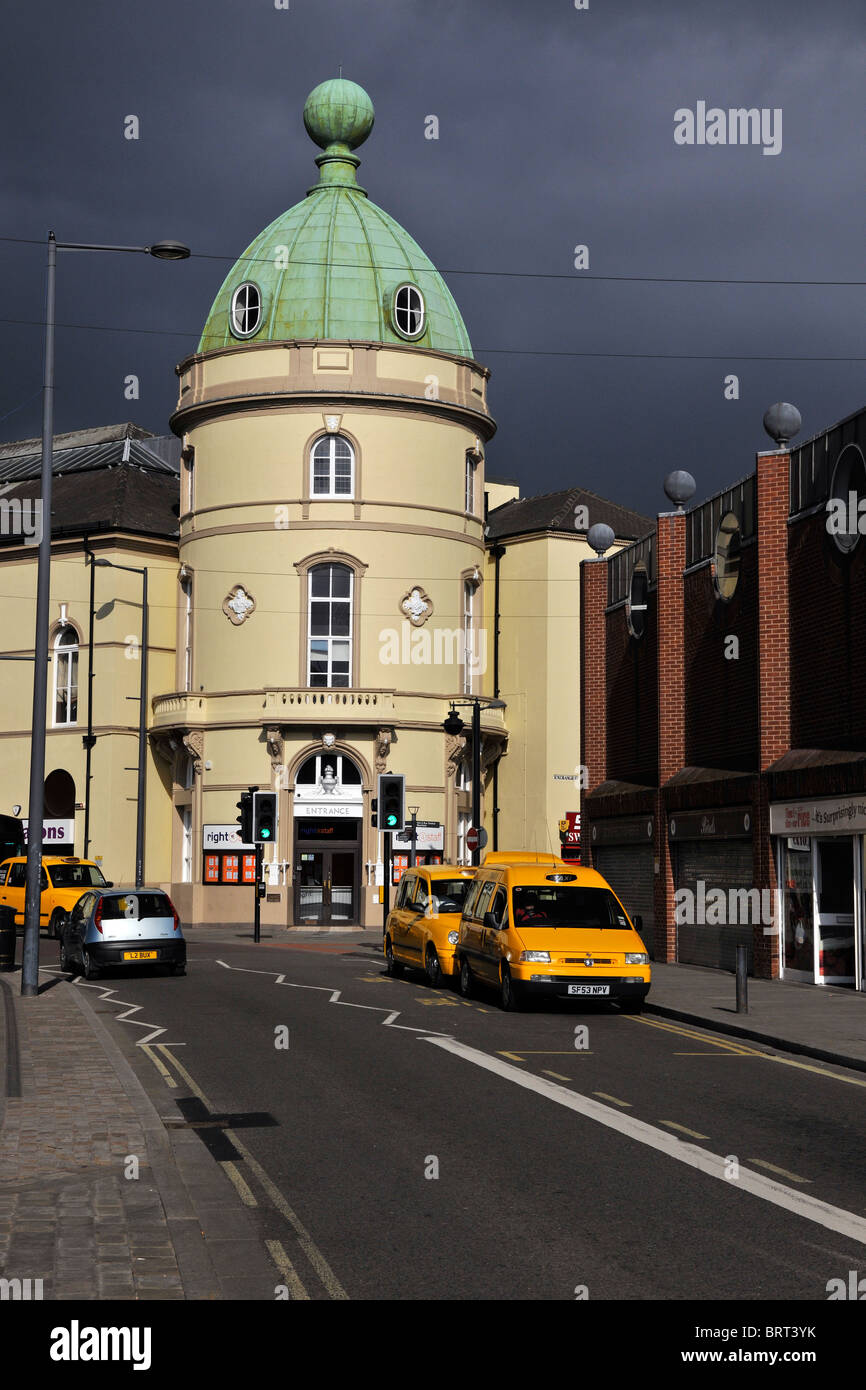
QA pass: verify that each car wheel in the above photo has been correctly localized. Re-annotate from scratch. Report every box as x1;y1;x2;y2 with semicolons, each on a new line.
49;910;67;941
426;948;443;989
385;938;403;977
59;938;74;974
81;949;100;982
500;965;520;1012
458;957;474;998
170;962;186;976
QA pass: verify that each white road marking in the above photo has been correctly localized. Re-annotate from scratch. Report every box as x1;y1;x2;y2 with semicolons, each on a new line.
215;958;447;1034
425;1036;866;1246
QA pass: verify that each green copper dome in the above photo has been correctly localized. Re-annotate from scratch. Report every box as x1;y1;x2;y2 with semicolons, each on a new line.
198;79;472;358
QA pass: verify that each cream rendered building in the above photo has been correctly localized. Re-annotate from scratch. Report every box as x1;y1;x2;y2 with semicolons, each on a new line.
155;78;501;927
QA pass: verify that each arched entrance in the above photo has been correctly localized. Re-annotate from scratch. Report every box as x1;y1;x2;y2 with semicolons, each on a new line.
292;751;363;925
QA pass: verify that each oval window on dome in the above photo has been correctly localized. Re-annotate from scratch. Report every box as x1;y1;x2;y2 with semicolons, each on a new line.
230;282;262;339
391;283;425;340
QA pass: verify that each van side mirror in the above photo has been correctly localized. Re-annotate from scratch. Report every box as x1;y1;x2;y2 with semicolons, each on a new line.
482;911;501;931
633;913;643;932
105;881;114;888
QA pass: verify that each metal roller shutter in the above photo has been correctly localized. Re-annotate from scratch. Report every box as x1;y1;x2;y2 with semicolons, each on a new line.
675;839;754;970
594;845;655;958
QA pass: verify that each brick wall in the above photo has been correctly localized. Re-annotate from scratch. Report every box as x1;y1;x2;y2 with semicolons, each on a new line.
684;545;758;770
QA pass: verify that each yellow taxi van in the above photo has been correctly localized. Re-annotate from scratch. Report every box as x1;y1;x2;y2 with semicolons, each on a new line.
0;856;112;938
454;852;651;1011
384;864;477;986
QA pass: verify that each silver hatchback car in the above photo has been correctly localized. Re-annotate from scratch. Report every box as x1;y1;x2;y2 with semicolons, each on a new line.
60;888;186;980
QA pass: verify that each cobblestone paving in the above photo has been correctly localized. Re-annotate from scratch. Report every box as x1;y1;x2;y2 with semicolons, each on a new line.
0;979;183;1300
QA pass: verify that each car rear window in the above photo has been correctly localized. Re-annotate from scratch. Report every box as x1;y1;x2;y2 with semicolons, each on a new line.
99;893;172;920
48;864;107;889
512;886;628;929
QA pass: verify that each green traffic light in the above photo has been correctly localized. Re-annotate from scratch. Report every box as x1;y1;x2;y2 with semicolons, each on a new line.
386;814;397;827
261;828;271;838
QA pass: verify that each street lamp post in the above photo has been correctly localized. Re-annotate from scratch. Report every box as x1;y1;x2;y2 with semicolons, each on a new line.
442;698;505;866
93;559;148;888
21;234;189;997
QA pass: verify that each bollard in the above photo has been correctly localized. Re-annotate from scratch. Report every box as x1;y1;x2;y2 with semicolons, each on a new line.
735;942;749;1014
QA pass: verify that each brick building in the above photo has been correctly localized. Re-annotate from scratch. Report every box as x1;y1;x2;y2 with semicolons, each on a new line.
581;402;866;989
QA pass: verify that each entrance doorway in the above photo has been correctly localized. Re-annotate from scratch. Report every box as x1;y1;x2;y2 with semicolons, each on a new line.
779;835;860;987
293;816;360;925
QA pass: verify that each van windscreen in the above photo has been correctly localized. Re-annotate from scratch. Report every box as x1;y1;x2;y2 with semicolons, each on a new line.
512;886;627;929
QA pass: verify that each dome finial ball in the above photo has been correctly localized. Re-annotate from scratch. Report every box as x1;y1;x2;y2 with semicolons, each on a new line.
303;78;375;151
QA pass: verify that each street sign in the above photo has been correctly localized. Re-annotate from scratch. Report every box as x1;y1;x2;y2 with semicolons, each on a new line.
466;826;488;852
392;822;444;852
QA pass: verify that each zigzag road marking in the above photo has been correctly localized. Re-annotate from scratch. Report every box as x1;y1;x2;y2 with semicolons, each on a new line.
69;977;185;1050
215;958;447;1035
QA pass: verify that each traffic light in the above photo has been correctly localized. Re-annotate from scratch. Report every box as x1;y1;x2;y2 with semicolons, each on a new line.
235;790;252;844
371;797;378;828
378;774;405;832
252;791;277;843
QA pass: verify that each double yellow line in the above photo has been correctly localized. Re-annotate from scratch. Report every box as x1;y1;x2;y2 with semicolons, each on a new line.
144;1042;348;1300
628;1014;866;1088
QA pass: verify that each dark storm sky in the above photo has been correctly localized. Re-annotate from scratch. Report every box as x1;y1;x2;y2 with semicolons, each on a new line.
2;0;863;518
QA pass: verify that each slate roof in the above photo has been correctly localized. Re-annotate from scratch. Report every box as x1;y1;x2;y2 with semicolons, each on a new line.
486;487;652;543
0;466;179;543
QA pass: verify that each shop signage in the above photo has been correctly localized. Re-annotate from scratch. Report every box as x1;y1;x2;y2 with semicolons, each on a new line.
203;824;254;850
22;818;74;846
590;816;653;846
668;808;751;840
770;796;866;836
392;822;444;851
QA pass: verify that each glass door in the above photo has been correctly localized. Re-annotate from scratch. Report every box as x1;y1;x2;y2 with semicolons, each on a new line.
294;849;357;925
815;837;855;986
329;851;355;923
780;838;814;982
296;852;326;925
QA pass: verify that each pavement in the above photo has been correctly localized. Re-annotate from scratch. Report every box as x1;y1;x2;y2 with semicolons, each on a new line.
0;928;864;1301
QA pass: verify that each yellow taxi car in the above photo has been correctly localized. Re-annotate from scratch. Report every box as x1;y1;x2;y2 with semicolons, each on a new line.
384;864;477;986
455;852;651;1011
0;856;112;938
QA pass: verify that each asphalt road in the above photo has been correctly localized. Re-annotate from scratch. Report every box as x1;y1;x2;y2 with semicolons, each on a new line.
43;931;866;1303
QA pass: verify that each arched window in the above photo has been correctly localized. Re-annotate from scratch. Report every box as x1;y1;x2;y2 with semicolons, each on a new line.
311;435;354;498
308;564;352;687
52;626;78;725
